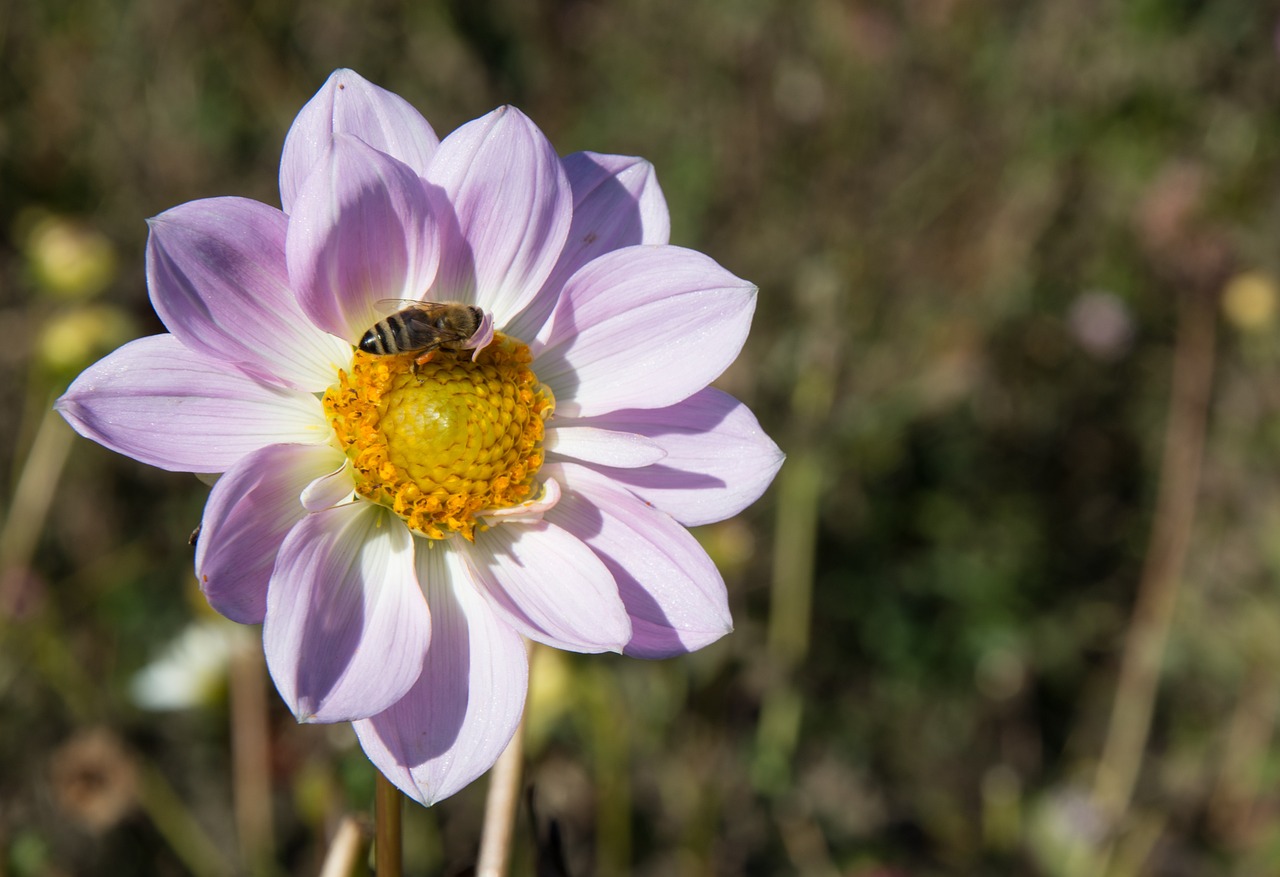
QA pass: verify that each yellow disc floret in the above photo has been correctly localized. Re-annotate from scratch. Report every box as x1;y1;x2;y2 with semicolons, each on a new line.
323;334;554;541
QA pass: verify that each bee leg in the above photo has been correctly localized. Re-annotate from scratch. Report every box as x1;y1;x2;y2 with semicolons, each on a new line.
411;350;440;375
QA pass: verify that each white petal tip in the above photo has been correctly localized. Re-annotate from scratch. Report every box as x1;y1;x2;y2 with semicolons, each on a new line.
480;478;562;525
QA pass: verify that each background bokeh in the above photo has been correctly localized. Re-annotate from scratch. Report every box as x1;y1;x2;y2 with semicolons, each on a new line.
5;1;1280;874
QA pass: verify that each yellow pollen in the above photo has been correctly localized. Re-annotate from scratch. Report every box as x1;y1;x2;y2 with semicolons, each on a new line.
323;333;553;541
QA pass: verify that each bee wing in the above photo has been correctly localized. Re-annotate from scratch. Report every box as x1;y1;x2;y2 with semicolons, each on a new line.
373;297;431;312
372;299;467;324
373;298;470;309
400;308;476;344
371;299;449;328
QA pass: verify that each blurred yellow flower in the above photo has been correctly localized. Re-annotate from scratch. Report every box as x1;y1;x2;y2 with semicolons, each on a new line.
37;305;136;372
1221;271;1277;332
23;213;118;300
526;646;575;752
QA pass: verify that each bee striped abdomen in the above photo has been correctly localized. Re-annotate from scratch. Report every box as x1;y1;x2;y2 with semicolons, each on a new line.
360;312;412;355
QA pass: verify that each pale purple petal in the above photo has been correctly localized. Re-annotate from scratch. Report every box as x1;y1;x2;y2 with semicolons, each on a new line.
425;106;572;323
544;462;733;658
280;69;439;214
147;197;351;392
567;388;784;526
287;135;440;343
533;245;757;417
506;151;670;341
197;443;346;624
460;520;630;653
55;335;330;473
544;425;666;468
461;310;495;360
264;504;430;723
354;545;527;806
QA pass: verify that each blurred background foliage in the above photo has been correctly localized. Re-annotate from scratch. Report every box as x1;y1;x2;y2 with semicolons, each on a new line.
4;0;1280;874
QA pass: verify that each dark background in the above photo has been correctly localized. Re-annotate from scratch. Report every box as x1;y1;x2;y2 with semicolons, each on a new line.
4;1;1280;874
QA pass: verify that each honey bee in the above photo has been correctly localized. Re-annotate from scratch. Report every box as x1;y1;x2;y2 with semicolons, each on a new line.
359;300;487;365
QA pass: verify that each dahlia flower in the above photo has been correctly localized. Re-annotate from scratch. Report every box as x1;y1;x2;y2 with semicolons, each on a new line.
56;69;782;805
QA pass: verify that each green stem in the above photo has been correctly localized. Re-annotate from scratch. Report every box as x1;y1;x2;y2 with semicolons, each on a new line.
375;771;402;877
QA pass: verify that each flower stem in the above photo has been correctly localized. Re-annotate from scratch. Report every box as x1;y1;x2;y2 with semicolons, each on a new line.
229;642;274;874
1077;284;1217;873
476;643;532;877
374;771;402;877
318;816;371;877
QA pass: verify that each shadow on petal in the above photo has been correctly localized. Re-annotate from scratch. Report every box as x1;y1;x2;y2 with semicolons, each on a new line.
595;462;725;493
294;583;368;718
355;550;528;804
513;157;650;341
363;568;472;767
530;281;581;409
554;486;690;655
541;495;682;652
424;180;478;305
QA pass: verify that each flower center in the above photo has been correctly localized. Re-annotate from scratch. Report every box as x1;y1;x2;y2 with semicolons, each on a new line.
322;333;553;541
